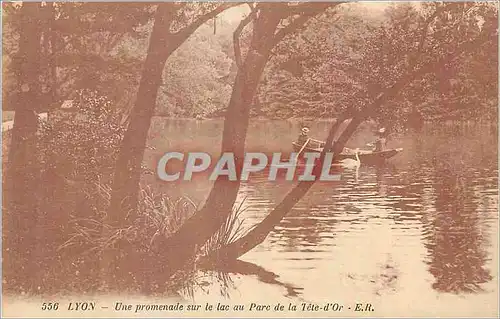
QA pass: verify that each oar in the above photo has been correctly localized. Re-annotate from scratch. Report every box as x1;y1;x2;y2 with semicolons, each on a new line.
295;138;311;162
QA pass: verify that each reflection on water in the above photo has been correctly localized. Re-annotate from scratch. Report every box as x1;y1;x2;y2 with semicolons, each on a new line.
144;119;498;310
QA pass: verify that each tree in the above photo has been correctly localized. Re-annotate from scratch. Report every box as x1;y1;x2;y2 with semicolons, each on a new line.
153;2;342;279
2;3;154;113
3;0;496;295
354;2;498;126
108;3;239;224
2;3;152;293
256;3;497;126
208;2;497;263
256;5;378;119
158;24;234;117
4;2;44;293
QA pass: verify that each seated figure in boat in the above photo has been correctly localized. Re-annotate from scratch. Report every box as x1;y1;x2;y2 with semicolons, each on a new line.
374;127;387;152
298;127;310;145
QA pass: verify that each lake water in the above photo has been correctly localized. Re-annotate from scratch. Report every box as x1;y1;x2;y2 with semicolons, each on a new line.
143;118;498;317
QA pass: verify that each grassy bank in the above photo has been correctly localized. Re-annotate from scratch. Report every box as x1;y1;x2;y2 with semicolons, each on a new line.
1;94;247;297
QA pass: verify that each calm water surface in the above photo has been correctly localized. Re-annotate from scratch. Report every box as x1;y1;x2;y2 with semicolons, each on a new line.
144;119;498;316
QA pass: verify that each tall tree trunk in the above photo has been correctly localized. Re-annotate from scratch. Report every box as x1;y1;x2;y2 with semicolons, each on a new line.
153;47;272;273
104;4;236;290
108;3;236;225
4;2;43;293
152;5;300;277
151;4;338;280
108;5;177;225
100;5;177;291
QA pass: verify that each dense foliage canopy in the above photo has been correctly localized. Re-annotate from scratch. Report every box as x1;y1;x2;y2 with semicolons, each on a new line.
257;3;497;125
3;3;497;125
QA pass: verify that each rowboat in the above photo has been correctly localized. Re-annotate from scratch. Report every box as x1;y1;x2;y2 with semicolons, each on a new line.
292;138;403;163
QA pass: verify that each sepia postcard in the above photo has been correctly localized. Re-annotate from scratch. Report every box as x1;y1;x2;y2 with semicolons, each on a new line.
1;1;499;318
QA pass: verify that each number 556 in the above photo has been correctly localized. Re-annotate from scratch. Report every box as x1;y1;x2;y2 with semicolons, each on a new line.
42;302;59;310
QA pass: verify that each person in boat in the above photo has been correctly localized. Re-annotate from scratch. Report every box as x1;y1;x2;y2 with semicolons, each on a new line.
298;127;310;145
374;127;387;152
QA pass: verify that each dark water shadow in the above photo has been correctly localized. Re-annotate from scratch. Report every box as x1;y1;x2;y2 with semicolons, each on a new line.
205;259;303;298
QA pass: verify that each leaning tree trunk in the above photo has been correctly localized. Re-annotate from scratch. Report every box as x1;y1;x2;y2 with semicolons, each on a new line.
105;4;238;291
108;5;178;226
152;47;273;276
207;26;496;262
151;3;335;279
108;3;237;225
101;5;179;291
206;116;349;262
4;2;43;293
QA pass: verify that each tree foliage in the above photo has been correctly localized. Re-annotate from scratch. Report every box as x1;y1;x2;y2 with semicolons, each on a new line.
159;24;234;117
2;3;154;111
257;3;498;126
37;90;125;188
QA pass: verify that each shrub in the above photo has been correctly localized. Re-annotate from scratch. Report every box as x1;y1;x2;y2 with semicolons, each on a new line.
36;90;126;219
58;182;244;296
38;90;125;186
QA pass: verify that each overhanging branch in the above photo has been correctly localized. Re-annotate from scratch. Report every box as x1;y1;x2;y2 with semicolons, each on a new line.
335;28;496;149
208;27;495;262
207;112;351;261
